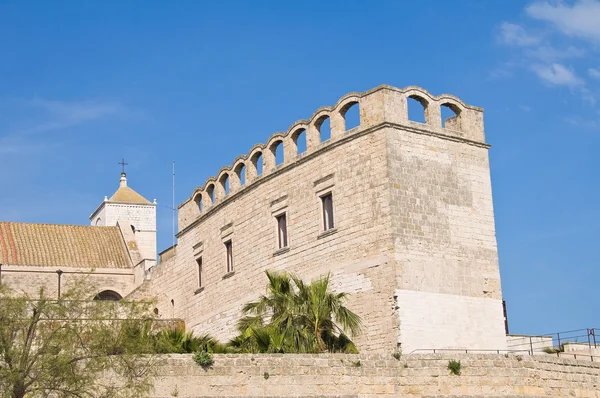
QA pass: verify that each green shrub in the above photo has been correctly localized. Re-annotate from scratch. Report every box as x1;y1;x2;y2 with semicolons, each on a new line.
263;372;270;379
447;360;461;376
392;350;401;360
193;351;214;369
543;344;564;354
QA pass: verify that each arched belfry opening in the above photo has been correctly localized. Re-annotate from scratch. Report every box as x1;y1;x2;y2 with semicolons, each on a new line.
94;290;123;301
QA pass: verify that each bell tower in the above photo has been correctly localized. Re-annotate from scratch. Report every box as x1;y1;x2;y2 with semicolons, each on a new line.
90;167;157;262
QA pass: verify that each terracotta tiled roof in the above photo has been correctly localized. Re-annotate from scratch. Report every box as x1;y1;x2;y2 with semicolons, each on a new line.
0;222;131;268
109;186;151;204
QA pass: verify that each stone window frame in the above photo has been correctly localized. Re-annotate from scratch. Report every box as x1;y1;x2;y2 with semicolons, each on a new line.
314;174;337;239
321;193;334;231
270;195;290;256
224;240;234;274
193;241;204;294
275;212;288;249
220;223;235;279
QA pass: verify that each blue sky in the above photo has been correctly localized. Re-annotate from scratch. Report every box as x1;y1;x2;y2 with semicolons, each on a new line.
0;1;598;335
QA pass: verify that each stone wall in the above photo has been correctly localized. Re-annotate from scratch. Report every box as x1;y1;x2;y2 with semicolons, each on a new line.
150;353;600;397
102;203;157;261
135;84;505;354
0;264;137;299
138;128;398;350
388;126;505;353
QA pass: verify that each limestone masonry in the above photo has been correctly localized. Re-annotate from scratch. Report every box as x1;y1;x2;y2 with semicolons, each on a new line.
130;84;506;354
148;353;600;397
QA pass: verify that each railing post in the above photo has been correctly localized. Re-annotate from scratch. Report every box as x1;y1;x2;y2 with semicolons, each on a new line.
530;336;534;355
557;332;561;348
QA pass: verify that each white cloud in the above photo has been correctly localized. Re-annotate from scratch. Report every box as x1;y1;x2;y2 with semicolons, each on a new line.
524;45;585;62
498;22;541;46
527;0;600;42
530;63;584;87
20;98;123;135
589;67;600;79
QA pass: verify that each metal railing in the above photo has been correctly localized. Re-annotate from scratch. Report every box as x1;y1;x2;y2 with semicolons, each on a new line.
410;328;600;361
506;328;598;353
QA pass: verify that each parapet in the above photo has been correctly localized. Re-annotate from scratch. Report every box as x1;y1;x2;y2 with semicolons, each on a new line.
178;85;486;232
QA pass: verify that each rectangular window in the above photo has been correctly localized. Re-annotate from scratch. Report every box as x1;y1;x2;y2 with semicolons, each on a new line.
196;257;203;288
276;213;288;249
321;193;334;231
225;240;233;273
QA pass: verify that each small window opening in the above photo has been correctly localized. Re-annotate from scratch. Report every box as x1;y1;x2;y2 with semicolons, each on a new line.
225;240;233;273
153;308;159;315
407;96;427;124
95;218;101;226
220;174;230;196
196;257;203;288
195;194;203;213
321;193;334;231
276;213;288;249
293;129;307;154
441;103;461;130
170;299;174;318
252;152;263;176
273;141;284;166
317;116;331;142
343;102;360;130
207;184;215;204
235;164;246;186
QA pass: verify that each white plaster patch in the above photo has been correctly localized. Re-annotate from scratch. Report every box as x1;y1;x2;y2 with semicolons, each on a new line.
396;289;507;353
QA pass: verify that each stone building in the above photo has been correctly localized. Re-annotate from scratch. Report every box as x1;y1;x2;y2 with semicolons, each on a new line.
130;84;507;354
0;173;156;300
1;84;507;354
90;172;157;262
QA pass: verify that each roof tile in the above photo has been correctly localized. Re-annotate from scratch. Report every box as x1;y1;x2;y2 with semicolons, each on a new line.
0;222;131;269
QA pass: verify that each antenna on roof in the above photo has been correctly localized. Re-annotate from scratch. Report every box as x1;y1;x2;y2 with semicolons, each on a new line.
164;160;177;249
171;161;175;248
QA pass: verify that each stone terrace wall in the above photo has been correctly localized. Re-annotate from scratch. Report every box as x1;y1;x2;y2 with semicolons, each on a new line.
151;353;600;397
1;265;136;299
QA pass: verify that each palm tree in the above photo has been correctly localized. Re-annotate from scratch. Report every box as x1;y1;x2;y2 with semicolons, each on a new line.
154;328;220;353
232;270;362;353
291;273;362;352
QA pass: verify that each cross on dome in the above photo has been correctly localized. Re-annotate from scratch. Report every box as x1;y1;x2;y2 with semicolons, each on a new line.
118;158;128;175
